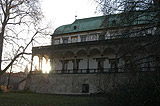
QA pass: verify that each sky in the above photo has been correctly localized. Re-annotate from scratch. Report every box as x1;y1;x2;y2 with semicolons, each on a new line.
41;0;99;28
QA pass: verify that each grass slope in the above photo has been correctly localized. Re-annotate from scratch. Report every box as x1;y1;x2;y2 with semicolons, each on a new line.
0;92;107;106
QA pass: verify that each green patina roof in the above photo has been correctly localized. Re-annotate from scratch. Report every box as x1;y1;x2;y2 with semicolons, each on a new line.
53;11;158;35
53;15;117;35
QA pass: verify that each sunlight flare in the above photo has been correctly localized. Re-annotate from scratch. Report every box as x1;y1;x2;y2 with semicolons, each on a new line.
42;58;51;73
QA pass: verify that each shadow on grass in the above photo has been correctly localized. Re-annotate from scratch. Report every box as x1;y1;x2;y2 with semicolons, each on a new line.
0;92;108;106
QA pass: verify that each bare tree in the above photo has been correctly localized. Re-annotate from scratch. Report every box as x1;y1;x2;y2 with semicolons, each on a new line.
93;1;160;105
95;0;160;14
0;0;43;76
94;0;160;69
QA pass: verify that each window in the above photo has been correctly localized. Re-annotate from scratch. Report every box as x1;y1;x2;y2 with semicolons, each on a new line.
74;26;77;30
64;61;68;72
82;84;89;93
147;29;152;35
54;38;60;44
112;20;116;26
99;35;105;40
105;32;110;39
81;36;86;42
109;59;118;72
63;37;68;44
91;35;97;41
71;36;78;43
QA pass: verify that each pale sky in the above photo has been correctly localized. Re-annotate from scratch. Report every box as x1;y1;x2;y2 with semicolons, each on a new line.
41;0;98;28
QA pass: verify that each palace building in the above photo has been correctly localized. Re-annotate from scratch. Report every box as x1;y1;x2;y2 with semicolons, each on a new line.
27;11;160;94
32;11;159;74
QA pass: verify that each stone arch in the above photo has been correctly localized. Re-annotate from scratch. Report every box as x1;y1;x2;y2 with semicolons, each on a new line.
132;45;151;72
38;56;45;72
42;57;46;72
103;47;116;71
77;49;87;57
103;47;115;57
117;44;150;72
34;54;42;58
116;46;125;71
64;50;75;70
135;44;148;55
77;49;88;70
44;54;50;63
52;51;63;71
33;56;39;72
90;48;101;56
90;48;101;70
53;51;63;59
42;55;51;73
64;50;75;59
117;46;126;55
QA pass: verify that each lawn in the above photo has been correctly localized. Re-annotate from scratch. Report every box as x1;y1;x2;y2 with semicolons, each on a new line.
0;92;107;106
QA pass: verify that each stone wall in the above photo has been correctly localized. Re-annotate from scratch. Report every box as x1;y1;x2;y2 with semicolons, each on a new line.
0;73;27;90
25;73;136;95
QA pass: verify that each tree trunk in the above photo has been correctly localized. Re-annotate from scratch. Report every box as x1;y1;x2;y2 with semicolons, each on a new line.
0;11;9;76
7;65;13;89
0;31;5;89
0;16;8;74
0;33;4;72
0;27;5;80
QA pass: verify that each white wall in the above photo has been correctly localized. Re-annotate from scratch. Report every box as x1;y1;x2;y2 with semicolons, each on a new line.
53;59;62;70
79;58;87;69
104;59;110;69
89;57;97;69
68;61;73;70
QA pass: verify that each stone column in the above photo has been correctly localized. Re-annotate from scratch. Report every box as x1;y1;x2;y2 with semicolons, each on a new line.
39;56;42;72
40;57;43;72
115;53;118;72
101;54;104;73
74;56;77;73
30;55;34;73
87;55;90;73
50;58;53;72
46;58;48;64
62;57;65;72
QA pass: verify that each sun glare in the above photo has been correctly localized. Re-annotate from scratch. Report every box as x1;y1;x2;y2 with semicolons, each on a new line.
42;58;51;73
33;56;51;74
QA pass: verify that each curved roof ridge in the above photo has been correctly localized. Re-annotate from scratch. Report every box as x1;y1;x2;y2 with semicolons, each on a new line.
73;15;105;23
53;15;106;35
52;11;157;36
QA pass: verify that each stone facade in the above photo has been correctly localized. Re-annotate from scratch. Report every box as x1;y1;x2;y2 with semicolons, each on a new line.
29;11;160;94
26;73;129;94
0;73;27;90
25;72;159;94
32;28;158;74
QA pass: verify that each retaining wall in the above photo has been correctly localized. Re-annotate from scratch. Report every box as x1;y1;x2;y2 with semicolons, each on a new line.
25;73;136;94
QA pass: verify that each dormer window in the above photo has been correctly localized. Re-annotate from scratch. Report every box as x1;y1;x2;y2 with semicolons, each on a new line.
112;20;116;26
74;26;77;30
